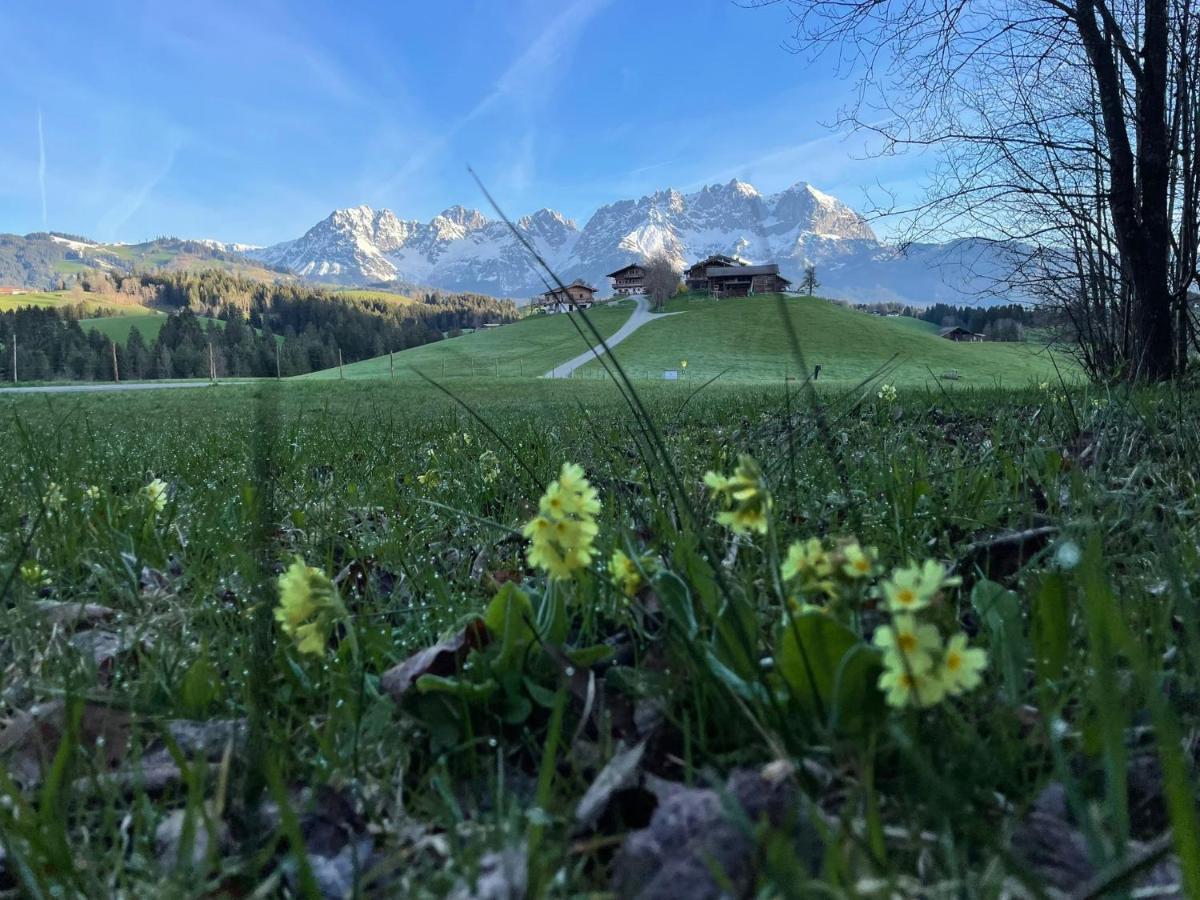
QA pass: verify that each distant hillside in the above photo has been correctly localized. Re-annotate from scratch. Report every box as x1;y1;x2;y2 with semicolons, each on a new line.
0;233;290;290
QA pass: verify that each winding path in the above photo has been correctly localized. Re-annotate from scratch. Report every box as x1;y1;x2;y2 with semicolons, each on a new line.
543;295;680;379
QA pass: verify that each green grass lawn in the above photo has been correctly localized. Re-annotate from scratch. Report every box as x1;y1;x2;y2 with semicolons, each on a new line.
576;294;1076;387
306;302;635;380
0;377;1193;895
79;313;171;343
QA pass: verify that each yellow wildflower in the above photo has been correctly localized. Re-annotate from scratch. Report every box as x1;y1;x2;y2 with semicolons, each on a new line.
142;478;169;513
881;560;958;613
609;549;653;598
877;383;898;402
872;614;940;674
523;463;600;580
840;542;879;579
479;450;501;484
20;560;50;587
781;537;836;598
275;557;342;657
83;484;101;501
42;482;64;511
703;455;772;536
417;468;439;486
939;633;988;695
879;662;946;709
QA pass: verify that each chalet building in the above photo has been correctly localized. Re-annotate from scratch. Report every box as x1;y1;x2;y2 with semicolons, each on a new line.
606;263;646;295
938;326;986;342
684;255;743;292
0;286;28;296
706;264;791;297
534;279;598;312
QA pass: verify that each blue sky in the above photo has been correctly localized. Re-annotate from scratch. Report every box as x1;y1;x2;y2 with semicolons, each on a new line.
0;0;929;245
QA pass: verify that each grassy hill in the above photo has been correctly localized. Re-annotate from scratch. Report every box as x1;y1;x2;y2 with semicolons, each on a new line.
308;294;1075;388
332;289;417;307
573;295;1075;388
0;290;158;315
79;313;171;343
306;303;635;380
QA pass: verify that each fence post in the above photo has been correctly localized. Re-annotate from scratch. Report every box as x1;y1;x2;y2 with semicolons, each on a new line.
389;351;394;378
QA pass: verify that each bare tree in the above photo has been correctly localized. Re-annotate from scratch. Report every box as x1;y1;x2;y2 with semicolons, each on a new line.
800;263;820;295
643;255;681;310
756;0;1200;381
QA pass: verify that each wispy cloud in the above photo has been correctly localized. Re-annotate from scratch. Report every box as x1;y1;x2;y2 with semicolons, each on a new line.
378;0;612;200
97;138;182;240
37;108;47;227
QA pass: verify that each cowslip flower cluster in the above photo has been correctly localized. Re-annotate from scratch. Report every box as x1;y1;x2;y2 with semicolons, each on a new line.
479;450;501;484
142;478;169;513
781;537;879;610
703;455;772;535
275;557;344;656
19;560;50;587
877;383;898;402
609;549;655;599
873;561;985;708
524;463;601;579
42;482;64;512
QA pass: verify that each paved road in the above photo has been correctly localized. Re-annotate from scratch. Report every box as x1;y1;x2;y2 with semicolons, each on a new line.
0;380;248;396
543;295;680;378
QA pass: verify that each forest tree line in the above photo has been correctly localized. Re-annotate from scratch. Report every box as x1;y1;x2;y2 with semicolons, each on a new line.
0;271;519;382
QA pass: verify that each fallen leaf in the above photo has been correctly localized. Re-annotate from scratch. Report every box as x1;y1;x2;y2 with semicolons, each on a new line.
574;741;647;834
381;619;490;702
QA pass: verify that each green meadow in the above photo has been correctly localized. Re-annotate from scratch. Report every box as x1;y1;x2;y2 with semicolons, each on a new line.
0;371;1194;895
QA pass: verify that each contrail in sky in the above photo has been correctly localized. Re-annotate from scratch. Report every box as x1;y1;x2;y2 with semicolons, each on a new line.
37;109;47;227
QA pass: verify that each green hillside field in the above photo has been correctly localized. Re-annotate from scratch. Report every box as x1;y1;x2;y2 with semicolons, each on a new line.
574;294;1075;388
79;313;172;343
305;303;635;380
0;290;158;315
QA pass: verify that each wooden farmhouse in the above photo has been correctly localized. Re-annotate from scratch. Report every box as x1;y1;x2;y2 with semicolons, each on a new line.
705;263;791;297
938;326;987;342
0;286;29;296
684;254;743;292
606;263;646;295
534;279;597;312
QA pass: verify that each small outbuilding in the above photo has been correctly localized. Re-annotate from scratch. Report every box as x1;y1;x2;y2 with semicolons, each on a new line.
938;326;987;342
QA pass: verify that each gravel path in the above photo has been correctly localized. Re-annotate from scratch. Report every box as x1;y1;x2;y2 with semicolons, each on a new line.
543;295;679;378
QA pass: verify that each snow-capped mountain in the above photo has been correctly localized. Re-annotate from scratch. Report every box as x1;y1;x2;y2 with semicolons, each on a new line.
249;181;1009;305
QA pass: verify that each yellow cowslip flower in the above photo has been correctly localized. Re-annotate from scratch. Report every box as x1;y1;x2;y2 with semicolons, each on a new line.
939;633;988;695
781;537;836;598
523;463;600;580
42;482;64;511
879;661;947;709
609;549;653;598
881;560;958;613
840;542;879;579
142;478;169;513
83;484;100;501
479;450;501;484
877;383;898;402
417;468;439;486
275;557;342;657
872;614;940;674
703;455;772;536
19;560;50;587
461;432;473;446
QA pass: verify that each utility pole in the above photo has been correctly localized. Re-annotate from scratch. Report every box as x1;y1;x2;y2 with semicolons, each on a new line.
389;351;394;378
11;333;15;384
275;341;281;379
111;341;120;383
208;342;216;382
338;348;344;380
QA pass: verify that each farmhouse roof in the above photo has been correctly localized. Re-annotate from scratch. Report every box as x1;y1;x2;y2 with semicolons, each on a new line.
606;263;644;277
707;264;781;277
